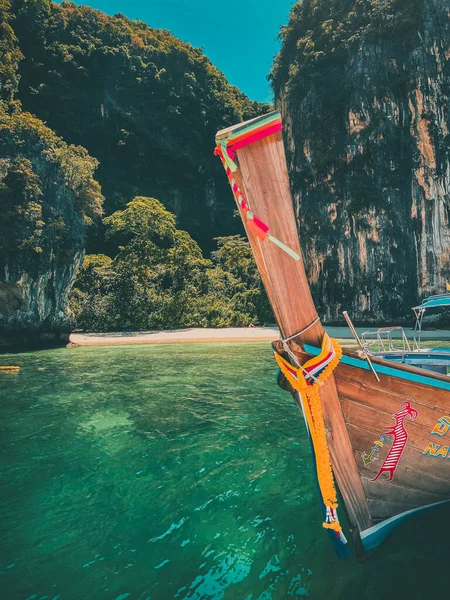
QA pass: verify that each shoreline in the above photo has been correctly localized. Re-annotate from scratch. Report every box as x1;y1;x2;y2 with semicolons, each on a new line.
69;327;280;346
69;326;450;347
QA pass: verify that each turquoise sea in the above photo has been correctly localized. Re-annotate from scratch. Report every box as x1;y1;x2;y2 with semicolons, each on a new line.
1;343;448;600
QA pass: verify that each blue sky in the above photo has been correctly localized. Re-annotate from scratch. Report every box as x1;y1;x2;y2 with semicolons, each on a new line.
61;0;295;102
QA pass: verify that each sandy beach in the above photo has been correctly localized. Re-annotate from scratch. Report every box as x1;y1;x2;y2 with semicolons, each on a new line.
70;327;280;346
69;326;450;347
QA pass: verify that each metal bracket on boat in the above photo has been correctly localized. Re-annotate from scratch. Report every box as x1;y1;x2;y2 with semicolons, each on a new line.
343;311;380;383
281;317;324;386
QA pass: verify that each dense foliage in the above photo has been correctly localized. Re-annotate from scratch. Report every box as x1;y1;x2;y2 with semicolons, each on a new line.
0;0;273;337
0;102;103;280
10;0;270;251
70;197;272;330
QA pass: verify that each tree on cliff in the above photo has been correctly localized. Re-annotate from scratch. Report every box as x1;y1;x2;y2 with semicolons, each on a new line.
0;0;22;102
0;102;104;337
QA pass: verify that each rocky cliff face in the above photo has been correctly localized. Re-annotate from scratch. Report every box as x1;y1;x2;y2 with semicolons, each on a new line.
272;0;450;323
0;108;103;348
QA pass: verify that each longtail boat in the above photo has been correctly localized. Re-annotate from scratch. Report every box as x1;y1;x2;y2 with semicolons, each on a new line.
215;111;450;555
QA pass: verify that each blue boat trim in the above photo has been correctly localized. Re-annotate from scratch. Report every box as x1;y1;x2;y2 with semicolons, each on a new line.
360;499;450;551
303;344;450;391
415;296;450;309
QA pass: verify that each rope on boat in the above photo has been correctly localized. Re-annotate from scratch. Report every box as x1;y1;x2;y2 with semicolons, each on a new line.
281;317;321;343
280;317;323;385
274;334;348;549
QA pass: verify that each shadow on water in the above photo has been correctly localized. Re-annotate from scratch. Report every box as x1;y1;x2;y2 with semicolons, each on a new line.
0;343;448;599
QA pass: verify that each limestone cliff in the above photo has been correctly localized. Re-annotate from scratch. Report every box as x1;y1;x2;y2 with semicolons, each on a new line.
0;107;103;347
272;0;450;323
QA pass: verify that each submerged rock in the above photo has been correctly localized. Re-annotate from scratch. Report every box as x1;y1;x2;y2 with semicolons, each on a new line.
272;0;450;323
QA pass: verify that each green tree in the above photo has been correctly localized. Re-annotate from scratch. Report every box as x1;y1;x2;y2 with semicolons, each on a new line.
0;103;104;280
0;0;23;102
211;235;273;325
70;199;272;331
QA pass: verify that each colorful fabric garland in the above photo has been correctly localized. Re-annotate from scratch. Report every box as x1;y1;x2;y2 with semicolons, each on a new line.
214;114;300;261
274;334;348;547
227;122;283;157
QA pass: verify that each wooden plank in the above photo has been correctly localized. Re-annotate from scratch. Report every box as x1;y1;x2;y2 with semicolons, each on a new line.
312;373;373;532
236;134;320;343
356;450;448;496
368;498;420;521
216;111;280;140
337;370;450;416
337;358;450;408
361;477;447;506
228;130;372;533
343;347;450;385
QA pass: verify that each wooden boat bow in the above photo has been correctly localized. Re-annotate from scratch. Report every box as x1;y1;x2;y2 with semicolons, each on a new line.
216;112;371;543
215;111;450;554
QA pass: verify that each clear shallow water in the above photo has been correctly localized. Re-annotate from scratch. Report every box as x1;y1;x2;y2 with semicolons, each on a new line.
0;343;448;600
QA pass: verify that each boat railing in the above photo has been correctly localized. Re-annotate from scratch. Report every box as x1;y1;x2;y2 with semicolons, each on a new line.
361;326;412;353
413;293;450;350
417;292;450;304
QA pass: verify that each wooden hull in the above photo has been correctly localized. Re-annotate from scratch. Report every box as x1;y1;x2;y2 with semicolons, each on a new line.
287;343;450;550
215;111;450;553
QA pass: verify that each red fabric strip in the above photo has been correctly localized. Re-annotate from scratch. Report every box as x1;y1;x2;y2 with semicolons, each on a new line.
247;218;269;241
227;122;282;154
252;215;269;233
285;364;298;378
304;349;334;374
226;118;282;149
